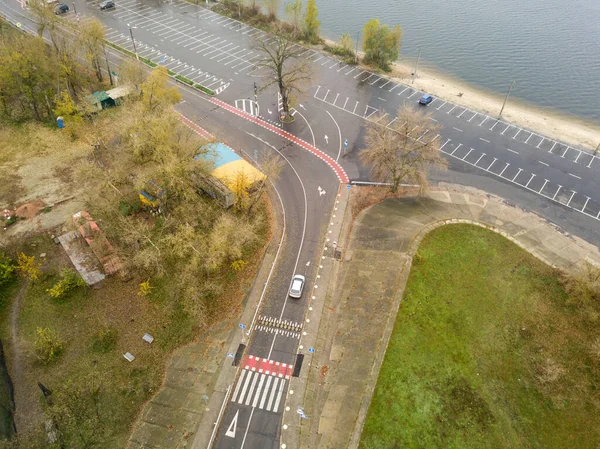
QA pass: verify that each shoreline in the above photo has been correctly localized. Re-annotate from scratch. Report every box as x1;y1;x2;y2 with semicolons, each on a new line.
322;39;600;152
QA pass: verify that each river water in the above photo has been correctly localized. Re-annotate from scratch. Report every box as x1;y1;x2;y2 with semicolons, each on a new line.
313;0;600;123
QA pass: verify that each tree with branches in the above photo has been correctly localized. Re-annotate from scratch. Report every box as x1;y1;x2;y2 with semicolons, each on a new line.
78;18;106;83
254;34;312;121
359;105;447;193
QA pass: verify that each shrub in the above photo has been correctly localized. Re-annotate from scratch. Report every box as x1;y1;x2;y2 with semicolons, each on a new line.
137;279;152;297
16;253;42;281
34;327;64;364
47;268;86;299
0;253;14;287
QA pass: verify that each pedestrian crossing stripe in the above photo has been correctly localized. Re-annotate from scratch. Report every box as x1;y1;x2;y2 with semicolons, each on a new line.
231;369;286;413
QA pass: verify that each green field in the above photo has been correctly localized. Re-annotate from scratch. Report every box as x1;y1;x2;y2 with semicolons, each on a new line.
359;224;600;449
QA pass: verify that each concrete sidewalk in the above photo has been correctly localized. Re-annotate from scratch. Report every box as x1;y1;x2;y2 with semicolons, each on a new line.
298;183;600;449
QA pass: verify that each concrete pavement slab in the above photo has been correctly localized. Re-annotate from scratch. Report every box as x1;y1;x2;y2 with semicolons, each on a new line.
298;184;600;449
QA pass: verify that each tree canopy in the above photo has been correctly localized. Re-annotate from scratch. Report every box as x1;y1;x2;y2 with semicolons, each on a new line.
362;19;402;71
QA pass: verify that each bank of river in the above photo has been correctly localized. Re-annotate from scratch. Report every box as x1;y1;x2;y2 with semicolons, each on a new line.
317;0;600;124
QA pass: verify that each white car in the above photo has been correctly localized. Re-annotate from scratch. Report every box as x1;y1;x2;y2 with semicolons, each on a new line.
288;274;305;299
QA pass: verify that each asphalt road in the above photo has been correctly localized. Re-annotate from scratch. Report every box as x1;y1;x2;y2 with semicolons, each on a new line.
1;0;600;448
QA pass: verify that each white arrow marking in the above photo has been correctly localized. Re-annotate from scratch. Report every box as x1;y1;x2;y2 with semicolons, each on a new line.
318;186;326;196
267;109;272;115
225;410;239;438
324;135;329;144
300;104;306;110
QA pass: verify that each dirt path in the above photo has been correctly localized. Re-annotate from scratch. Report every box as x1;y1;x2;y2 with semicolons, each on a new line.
7;279;41;433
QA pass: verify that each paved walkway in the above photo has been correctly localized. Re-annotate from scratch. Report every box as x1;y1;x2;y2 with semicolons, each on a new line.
298;184;600;449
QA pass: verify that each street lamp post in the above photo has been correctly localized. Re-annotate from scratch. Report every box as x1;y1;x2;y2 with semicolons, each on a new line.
499;80;515;118
127;23;139;61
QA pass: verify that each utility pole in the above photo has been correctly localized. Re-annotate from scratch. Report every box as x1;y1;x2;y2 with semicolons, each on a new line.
412;48;421;84
104;47;113;86
355;30;360;64
127;24;139;60
499;80;515;118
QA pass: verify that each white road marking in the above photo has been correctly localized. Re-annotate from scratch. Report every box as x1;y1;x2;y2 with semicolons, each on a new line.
525;174;536;188
539;179;549;193
507;148;519;154
452;127;463;132
479;137;490;143
569;173;582;179
582;197;591;213
512;168;523;182
225;410;239;438
538;160;549;166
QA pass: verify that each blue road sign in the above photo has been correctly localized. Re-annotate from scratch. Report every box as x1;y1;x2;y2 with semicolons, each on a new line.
226;353;235;358
308;348;315;353
347;184;351;190
239;323;246;329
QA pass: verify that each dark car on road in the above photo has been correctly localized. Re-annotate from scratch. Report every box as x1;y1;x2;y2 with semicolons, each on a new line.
99;0;115;9
419;94;433;106
54;3;69;14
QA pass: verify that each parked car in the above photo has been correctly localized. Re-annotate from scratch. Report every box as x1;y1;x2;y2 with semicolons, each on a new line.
419;94;433;106
288;274;306;299
54;3;69;14
99;0;115;9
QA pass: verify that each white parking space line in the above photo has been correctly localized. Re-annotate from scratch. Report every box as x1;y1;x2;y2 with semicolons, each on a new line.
513;129;522;140
507;148;519;154
399;87;409;95
574;151;582;163
380;80;391;89
475;153;486;166
524;132;535;144
467;112;478;122
536;137;545;149
525;174;536;188
457;108;468;118
549;142;557;153
561;146;570;158
538;160;549;166
582;197;591;213
462;148;474;160
407;90;419;99
450;143;463;155
569;173;582;180
499;163;510;177
447;105;458;114
479;116;488;127
552;185;562;200
539;179;549;193
566;190;576;207
479;138;490;143
512;168;523;182
487;158;498;171
453;127;463;132
345;67;358;75
501;124;511;135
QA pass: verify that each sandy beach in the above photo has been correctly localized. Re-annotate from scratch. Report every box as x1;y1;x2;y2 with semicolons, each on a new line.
322;39;600;152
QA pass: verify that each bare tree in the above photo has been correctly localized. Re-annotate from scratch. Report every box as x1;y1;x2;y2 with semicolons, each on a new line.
359;105;447;193
78;18;106;82
254;33;312;121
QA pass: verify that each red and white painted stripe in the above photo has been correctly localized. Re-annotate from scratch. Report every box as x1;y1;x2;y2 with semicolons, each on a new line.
177;112;215;140
210;97;350;184
243;354;294;379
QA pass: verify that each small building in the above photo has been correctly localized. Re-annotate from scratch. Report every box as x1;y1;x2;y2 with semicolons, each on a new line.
106;85;133;106
87;85;133;112
194;143;265;208
87;91;115;112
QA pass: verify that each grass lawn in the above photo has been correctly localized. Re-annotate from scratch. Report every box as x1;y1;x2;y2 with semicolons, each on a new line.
359;224;600;449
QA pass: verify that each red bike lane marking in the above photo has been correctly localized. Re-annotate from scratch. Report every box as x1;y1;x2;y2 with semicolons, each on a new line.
209;97;350;184
243;354;294;379
177;112;215;140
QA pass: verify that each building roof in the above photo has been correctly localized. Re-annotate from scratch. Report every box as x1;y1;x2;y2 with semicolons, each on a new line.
89;91;110;104
106;85;133;100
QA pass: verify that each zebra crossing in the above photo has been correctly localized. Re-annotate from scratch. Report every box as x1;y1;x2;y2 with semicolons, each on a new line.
231;369;286;413
234;99;259;116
